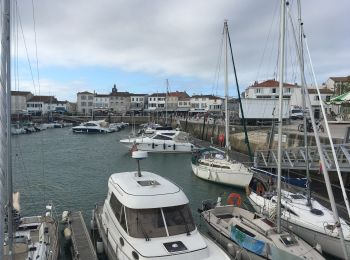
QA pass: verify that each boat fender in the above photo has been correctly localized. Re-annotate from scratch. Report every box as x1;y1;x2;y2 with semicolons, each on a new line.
173;144;176;150
96;238;104;254
227;243;236;257
163;143;166;150
315;243;322;254
227;193;241;207
152;143;155;149
61;211;69;223
64;227;72;240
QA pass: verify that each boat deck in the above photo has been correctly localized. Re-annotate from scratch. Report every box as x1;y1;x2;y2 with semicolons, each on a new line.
69;211;98;260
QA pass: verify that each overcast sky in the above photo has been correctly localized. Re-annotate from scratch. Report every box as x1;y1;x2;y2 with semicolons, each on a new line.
11;0;350;101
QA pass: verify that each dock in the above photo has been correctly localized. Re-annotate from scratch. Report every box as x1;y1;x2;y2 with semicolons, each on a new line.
69;211;98;260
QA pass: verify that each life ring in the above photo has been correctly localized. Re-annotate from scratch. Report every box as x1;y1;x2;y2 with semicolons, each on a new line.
256;182;265;195
227;193;241;207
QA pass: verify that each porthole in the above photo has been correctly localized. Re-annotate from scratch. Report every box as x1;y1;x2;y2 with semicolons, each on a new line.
132;251;139;260
119;237;124;246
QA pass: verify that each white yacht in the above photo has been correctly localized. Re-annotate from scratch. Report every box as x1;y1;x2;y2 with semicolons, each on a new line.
248;186;350;258
72;120;112;134
120;130;194;153
92;151;231;260
191;148;253;188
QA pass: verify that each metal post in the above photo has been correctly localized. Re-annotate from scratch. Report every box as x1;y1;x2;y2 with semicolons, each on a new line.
224;21;230;158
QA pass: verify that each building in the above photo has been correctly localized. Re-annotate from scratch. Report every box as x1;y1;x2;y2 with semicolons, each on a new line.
130;93;147;113
109;92;131;115
245;79;299;99
94;94;110;111
11;91;33;114
147;93;166;111
166;91;189;113
325;76;350;95
190;94;223;114
26;96;68;115
77;91;94;115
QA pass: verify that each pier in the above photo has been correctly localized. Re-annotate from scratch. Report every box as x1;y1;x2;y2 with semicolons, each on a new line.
69;211;98;260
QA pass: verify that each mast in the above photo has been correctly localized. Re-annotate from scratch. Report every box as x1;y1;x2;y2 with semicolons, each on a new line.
1;0;12;257
276;0;286;234
165;79;168;126
297;0;311;207
224;21;230;156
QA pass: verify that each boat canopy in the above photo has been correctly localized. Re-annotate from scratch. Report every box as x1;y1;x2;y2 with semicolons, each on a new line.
109;171;189;209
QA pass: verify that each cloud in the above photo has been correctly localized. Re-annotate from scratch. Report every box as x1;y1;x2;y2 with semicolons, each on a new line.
14;0;350;100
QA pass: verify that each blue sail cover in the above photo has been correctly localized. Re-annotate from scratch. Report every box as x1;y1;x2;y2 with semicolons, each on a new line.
230;226;266;256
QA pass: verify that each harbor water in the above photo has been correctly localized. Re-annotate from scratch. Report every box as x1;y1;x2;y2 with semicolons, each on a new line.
12;126;243;227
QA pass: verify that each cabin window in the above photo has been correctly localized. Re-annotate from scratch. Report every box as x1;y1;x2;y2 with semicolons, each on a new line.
153;135;172;140
110;193;123;223
125;208;167;238
163;204;195;236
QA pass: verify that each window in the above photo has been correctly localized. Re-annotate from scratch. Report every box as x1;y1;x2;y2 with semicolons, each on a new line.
88;96;93;100
314;96;320;101
326;96;331;102
109;193;127;231
125;208;167;238
81;95;87;100
163;205;195;236
272;88;276;94
153;135;172;140
81;102;86;106
255;88;261;94
88;102;93;106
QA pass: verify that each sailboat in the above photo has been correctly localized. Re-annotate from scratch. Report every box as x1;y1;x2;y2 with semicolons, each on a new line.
1;1;59;259
198;18;324;260
248;1;350;259
190;20;253;188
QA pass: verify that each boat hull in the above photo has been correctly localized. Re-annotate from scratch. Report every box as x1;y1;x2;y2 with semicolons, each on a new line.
120;140;194;153
191;163;253;188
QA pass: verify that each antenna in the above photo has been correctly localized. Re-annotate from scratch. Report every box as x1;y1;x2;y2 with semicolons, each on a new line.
132;151;148;177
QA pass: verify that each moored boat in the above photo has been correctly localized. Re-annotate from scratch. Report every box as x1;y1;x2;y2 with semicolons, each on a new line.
92;151;231;260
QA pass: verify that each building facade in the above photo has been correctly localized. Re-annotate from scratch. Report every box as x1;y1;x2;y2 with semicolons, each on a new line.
245;79;298;100
130;93;147;113
147;93;166;111
77;91;94;115
190;95;223;113
11;91;33;114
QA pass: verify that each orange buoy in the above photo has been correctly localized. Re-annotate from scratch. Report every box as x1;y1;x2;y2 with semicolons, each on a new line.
227;193;241;207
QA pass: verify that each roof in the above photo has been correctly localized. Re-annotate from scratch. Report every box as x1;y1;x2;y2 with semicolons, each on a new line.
108;171;188;209
11;91;32;96
77;91;93;95
27;96;58;104
109;92;130;97
329;76;350;83
307;88;333;94
149;93;166;97
168;91;189;98
249;79;297;88
130;93;147;96
95;94;110;98
191;94;222;99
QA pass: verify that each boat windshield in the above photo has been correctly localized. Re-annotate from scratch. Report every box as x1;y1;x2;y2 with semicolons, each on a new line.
125;204;195;238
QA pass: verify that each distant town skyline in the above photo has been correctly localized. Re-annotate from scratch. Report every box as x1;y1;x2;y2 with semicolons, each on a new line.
13;0;349;102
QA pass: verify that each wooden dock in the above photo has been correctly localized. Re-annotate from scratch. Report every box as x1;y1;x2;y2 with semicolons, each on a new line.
69;211;98;260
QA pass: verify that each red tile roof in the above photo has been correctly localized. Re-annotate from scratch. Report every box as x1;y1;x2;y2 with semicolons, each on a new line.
11;91;32;96
307;88;333;94
27;96;58;104
330;76;350;83
168;91;189;98
249;79;297;88
191;94;222;99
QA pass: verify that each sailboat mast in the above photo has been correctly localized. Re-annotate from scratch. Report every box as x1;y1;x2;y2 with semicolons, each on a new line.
165;79;168;126
1;0;12;257
276;0;286;234
224;21;230;154
297;0;311;207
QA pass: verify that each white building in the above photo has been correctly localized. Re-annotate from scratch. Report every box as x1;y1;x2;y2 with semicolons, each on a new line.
94;94;110;110
77;91;94;115
11;91;33;114
147;93;166;111
26;96;68;115
325;76;350;92
130;93;147;112
190;95;223;113
245;79;299;100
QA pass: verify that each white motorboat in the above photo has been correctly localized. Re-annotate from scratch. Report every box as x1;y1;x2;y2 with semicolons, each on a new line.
248;185;350;258
191;148;252;188
199;196;324;260
92;151;231;260
72;120;112;133
120;129;194;153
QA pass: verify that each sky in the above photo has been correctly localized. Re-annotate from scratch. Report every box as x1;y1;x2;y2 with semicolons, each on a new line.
9;0;350;102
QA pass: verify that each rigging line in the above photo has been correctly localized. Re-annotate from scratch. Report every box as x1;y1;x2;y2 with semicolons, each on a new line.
30;0;46;203
15;0;37;94
255;0;280;82
304;36;350;221
211;27;224;96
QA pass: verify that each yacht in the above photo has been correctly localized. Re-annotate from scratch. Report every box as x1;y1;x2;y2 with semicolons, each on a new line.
199;197;324;260
120;130;194;153
72;120;112;133
92;151;231;260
